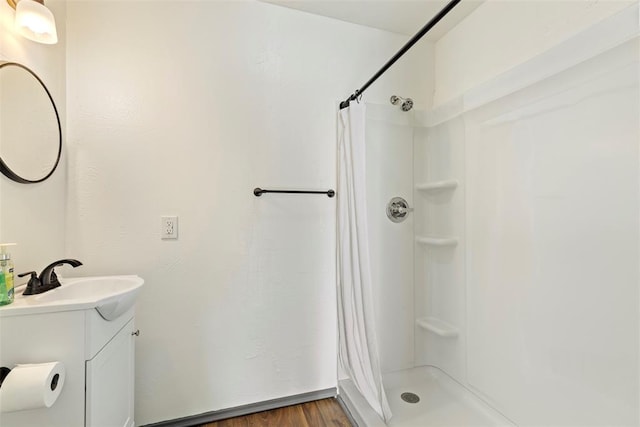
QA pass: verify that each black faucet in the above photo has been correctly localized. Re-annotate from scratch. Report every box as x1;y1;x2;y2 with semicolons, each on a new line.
19;259;83;295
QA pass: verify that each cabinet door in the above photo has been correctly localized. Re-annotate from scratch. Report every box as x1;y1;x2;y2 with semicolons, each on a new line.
86;318;135;427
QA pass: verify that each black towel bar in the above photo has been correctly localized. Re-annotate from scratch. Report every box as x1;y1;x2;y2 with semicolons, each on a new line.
253;188;335;198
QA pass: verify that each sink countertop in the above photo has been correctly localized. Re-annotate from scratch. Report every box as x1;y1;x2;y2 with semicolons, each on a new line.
0;275;144;318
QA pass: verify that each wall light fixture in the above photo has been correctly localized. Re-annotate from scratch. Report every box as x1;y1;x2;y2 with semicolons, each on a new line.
6;0;58;45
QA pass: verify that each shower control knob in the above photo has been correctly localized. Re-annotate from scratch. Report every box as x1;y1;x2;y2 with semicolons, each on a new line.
387;197;413;223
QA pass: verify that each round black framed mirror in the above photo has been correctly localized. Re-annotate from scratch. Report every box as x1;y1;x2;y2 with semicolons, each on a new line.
0;62;62;184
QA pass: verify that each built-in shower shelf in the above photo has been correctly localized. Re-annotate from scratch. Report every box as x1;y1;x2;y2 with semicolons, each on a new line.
415;180;458;192
415;236;458;247
416;317;459;338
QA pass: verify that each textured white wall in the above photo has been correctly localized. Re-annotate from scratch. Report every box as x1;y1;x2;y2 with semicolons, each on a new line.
433;0;635;106
0;0;66;275
65;1;429;424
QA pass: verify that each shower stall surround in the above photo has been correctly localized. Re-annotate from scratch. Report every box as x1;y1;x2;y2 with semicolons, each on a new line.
340;4;640;426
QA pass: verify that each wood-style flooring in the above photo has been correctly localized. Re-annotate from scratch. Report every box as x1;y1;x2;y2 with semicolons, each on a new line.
201;398;353;427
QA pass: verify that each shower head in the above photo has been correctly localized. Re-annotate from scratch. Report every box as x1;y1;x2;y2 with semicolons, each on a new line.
390;95;413;111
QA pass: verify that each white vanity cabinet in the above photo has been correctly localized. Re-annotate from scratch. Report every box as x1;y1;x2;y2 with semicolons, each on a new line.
0;307;138;427
86;316;136;427
0;275;143;427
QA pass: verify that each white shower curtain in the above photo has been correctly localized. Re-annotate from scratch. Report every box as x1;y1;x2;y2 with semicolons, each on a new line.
337;103;392;422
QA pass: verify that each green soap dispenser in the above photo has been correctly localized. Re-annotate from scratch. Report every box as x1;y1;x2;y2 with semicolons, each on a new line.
0;243;16;306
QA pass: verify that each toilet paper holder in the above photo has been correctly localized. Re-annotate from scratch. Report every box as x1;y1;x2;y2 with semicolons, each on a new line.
0;366;59;391
0;362;66;413
50;373;60;391
0;367;10;388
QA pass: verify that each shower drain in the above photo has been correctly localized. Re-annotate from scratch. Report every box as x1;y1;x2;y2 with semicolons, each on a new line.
400;392;420;404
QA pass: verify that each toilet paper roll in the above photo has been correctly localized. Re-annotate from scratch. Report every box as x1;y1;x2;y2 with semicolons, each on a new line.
0;362;65;413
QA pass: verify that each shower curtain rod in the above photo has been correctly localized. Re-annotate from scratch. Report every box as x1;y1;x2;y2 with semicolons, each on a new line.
339;0;462;110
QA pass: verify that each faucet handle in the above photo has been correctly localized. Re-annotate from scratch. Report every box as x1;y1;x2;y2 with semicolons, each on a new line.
18;271;37;278
18;271;42;296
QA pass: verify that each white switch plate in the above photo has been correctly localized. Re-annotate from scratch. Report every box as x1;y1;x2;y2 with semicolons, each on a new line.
161;216;178;239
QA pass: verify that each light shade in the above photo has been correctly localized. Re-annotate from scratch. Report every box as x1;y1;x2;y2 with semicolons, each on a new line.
14;0;57;45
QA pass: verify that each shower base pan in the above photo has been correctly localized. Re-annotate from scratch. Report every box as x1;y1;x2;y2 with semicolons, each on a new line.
339;366;513;427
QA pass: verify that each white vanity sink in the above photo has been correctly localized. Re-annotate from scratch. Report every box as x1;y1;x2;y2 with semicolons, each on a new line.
0;275;144;320
0;275;143;427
